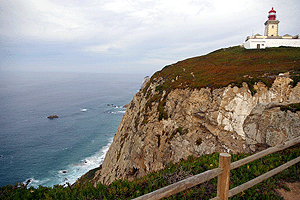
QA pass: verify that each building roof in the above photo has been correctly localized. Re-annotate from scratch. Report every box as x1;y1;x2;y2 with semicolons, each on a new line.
269;7;276;13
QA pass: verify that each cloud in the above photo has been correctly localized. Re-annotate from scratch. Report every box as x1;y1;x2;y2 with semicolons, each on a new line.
0;0;97;41
85;44;116;53
1;0;255;42
0;0;299;73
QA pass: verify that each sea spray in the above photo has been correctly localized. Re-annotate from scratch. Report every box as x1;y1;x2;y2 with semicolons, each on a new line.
25;137;113;188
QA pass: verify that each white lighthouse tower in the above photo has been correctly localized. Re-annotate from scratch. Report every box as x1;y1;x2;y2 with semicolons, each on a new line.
242;7;300;49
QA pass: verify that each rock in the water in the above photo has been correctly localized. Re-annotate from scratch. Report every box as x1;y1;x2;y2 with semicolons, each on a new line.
47;115;58;119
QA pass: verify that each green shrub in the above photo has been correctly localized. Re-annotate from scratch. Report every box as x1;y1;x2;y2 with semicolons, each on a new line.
196;138;202;145
280;103;300;112
1;144;299;199
158;96;168;121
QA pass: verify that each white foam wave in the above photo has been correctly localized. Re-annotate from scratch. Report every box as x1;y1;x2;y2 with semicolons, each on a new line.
51;147;73;152
27;138;113;188
108;110;126;114
80;108;88;112
23;178;48;188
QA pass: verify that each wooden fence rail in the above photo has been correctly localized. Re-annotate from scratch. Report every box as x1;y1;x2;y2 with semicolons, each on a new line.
133;136;300;200
133;168;223;200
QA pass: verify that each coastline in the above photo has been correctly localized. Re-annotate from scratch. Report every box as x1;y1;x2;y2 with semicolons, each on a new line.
25;137;114;188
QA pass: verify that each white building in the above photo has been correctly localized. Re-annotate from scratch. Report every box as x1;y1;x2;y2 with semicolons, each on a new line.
242;7;300;49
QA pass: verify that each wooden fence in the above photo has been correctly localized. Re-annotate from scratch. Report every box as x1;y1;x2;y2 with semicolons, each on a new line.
134;136;300;200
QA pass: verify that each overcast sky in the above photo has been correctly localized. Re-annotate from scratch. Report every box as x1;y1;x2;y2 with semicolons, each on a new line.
1;0;299;74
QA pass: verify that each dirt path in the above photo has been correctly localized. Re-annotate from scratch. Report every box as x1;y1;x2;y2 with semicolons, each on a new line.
276;181;300;200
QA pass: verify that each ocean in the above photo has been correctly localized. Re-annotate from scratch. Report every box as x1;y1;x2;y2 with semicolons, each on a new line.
0;71;144;188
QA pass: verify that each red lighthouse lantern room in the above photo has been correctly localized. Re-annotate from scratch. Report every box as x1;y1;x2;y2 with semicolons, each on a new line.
268;7;276;20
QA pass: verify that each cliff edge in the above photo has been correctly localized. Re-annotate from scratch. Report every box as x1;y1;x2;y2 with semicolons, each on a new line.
84;46;300;186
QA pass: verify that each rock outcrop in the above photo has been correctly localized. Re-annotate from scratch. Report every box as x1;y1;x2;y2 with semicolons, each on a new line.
244;102;300;151
141;76;150;88
89;74;300;186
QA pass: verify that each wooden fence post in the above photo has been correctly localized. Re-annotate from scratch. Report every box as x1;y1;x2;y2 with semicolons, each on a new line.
217;153;231;200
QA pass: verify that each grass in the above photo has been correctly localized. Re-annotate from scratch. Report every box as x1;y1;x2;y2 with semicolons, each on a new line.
1;144;299;199
150;46;300;92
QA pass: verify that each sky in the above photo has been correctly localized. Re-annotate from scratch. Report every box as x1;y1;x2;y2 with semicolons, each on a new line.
1;0;300;74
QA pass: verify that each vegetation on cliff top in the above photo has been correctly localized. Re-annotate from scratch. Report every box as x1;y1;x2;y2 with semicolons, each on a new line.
147;46;300;93
1;144;299;199
143;46;300;121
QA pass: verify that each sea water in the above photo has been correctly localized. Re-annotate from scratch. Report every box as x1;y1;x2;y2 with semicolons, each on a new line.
0;71;144;187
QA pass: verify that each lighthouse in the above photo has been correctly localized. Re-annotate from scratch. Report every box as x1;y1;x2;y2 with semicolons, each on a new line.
264;7;279;37
242;7;300;49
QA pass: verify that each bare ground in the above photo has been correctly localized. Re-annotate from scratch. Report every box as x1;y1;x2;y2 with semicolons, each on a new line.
276;181;300;200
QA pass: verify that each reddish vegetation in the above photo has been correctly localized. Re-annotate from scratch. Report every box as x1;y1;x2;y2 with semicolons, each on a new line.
149;46;300;92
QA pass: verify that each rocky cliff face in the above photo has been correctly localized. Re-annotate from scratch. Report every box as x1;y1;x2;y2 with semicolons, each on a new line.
244;102;300;151
91;74;300;186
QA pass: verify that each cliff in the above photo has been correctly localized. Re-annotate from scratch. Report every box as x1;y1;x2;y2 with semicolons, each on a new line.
87;46;300;186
